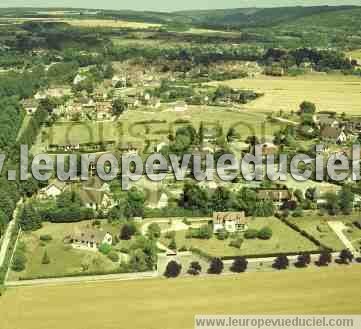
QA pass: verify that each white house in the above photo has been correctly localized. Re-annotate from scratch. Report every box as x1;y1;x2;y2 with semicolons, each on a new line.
68;229;113;251
39;181;67;199
22;99;39;115
212;212;248;233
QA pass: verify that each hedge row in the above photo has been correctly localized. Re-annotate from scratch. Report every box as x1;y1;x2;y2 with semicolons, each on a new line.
278;216;334;252
18;268;151;281
144;207;211;219
190;246;321;261
0;223;20;284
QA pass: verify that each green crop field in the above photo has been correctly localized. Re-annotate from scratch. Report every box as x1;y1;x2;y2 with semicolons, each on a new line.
1;266;361;329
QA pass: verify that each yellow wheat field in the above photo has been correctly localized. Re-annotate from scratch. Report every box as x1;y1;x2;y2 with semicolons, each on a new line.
216;73;361;114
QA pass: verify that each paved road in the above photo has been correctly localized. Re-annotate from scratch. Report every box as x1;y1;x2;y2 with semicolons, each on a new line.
0;199;22;268
328;221;359;256
6;271;158;287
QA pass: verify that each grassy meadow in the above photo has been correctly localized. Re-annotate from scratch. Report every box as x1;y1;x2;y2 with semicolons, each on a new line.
2;266;361;329
161;217;319;258
43;106;284;147
8;221;121;281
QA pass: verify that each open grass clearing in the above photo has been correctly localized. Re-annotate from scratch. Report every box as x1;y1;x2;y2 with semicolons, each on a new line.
212;73;361;114
42;106;284;147
8;221;121;281
2;266;361;329
161;217;318;258
288;213;361;251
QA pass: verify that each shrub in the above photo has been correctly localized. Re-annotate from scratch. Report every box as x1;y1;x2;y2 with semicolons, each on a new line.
168;238;177;251
229;238;243;249
257;227;273;240
182;218;191;226
99;243;112;255
295;253;311;268
216;229;229;240
273;255;289;270
338;249;354;264
165;231;176;239
108;251;120;263
147;223;161;239
39;234;53;242
230;256;248;273
178;246;188;252
292;208;304;217
197;225;213;239
208;258;224;274
187;261;202;275
41;250;50;265
120;222;137;240
164;261;182;278
316;250;332;266
244;229;258;239
12;251;27;272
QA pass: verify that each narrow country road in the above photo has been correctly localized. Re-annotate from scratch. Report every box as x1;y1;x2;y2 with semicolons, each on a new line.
6;271;158;287
0;199;22;268
328;221;359;256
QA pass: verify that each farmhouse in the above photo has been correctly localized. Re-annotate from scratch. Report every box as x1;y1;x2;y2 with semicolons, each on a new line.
259;142;279;156
22;99;39;115
68;229;112;251
256;188;292;206
79;189;113;210
315;114;339;128
39;180;67;199
320;127;348;144
213;212;248;233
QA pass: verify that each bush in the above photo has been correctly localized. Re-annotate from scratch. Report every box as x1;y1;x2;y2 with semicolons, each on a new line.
208;258;224;274
168;238;177;251
147;223;161;239
41;250;50;265
244;229;258;239
39;234;53;242
188;261;202;275
164;261;182;278
273;255;289;270
178;246;188;252
230;256;248;273
165;231;176;239
120;222;137;240
108;251;120;263
216;229;229;240
229;238;243;249
12;251;27;272
295;253;311;268
257;227;273;240
292;208;304;217
99;243;112;255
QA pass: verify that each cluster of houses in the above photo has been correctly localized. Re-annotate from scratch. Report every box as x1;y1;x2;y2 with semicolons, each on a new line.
314;112;361;144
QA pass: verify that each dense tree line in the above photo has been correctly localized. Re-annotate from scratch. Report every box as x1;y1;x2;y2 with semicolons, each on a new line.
180;183;274;217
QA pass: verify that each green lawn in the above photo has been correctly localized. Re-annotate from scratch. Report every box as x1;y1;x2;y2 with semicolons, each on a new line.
44;121;120;145
42;106;284;147
288;213;361;251
161;217;318;258
8;221;121;281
